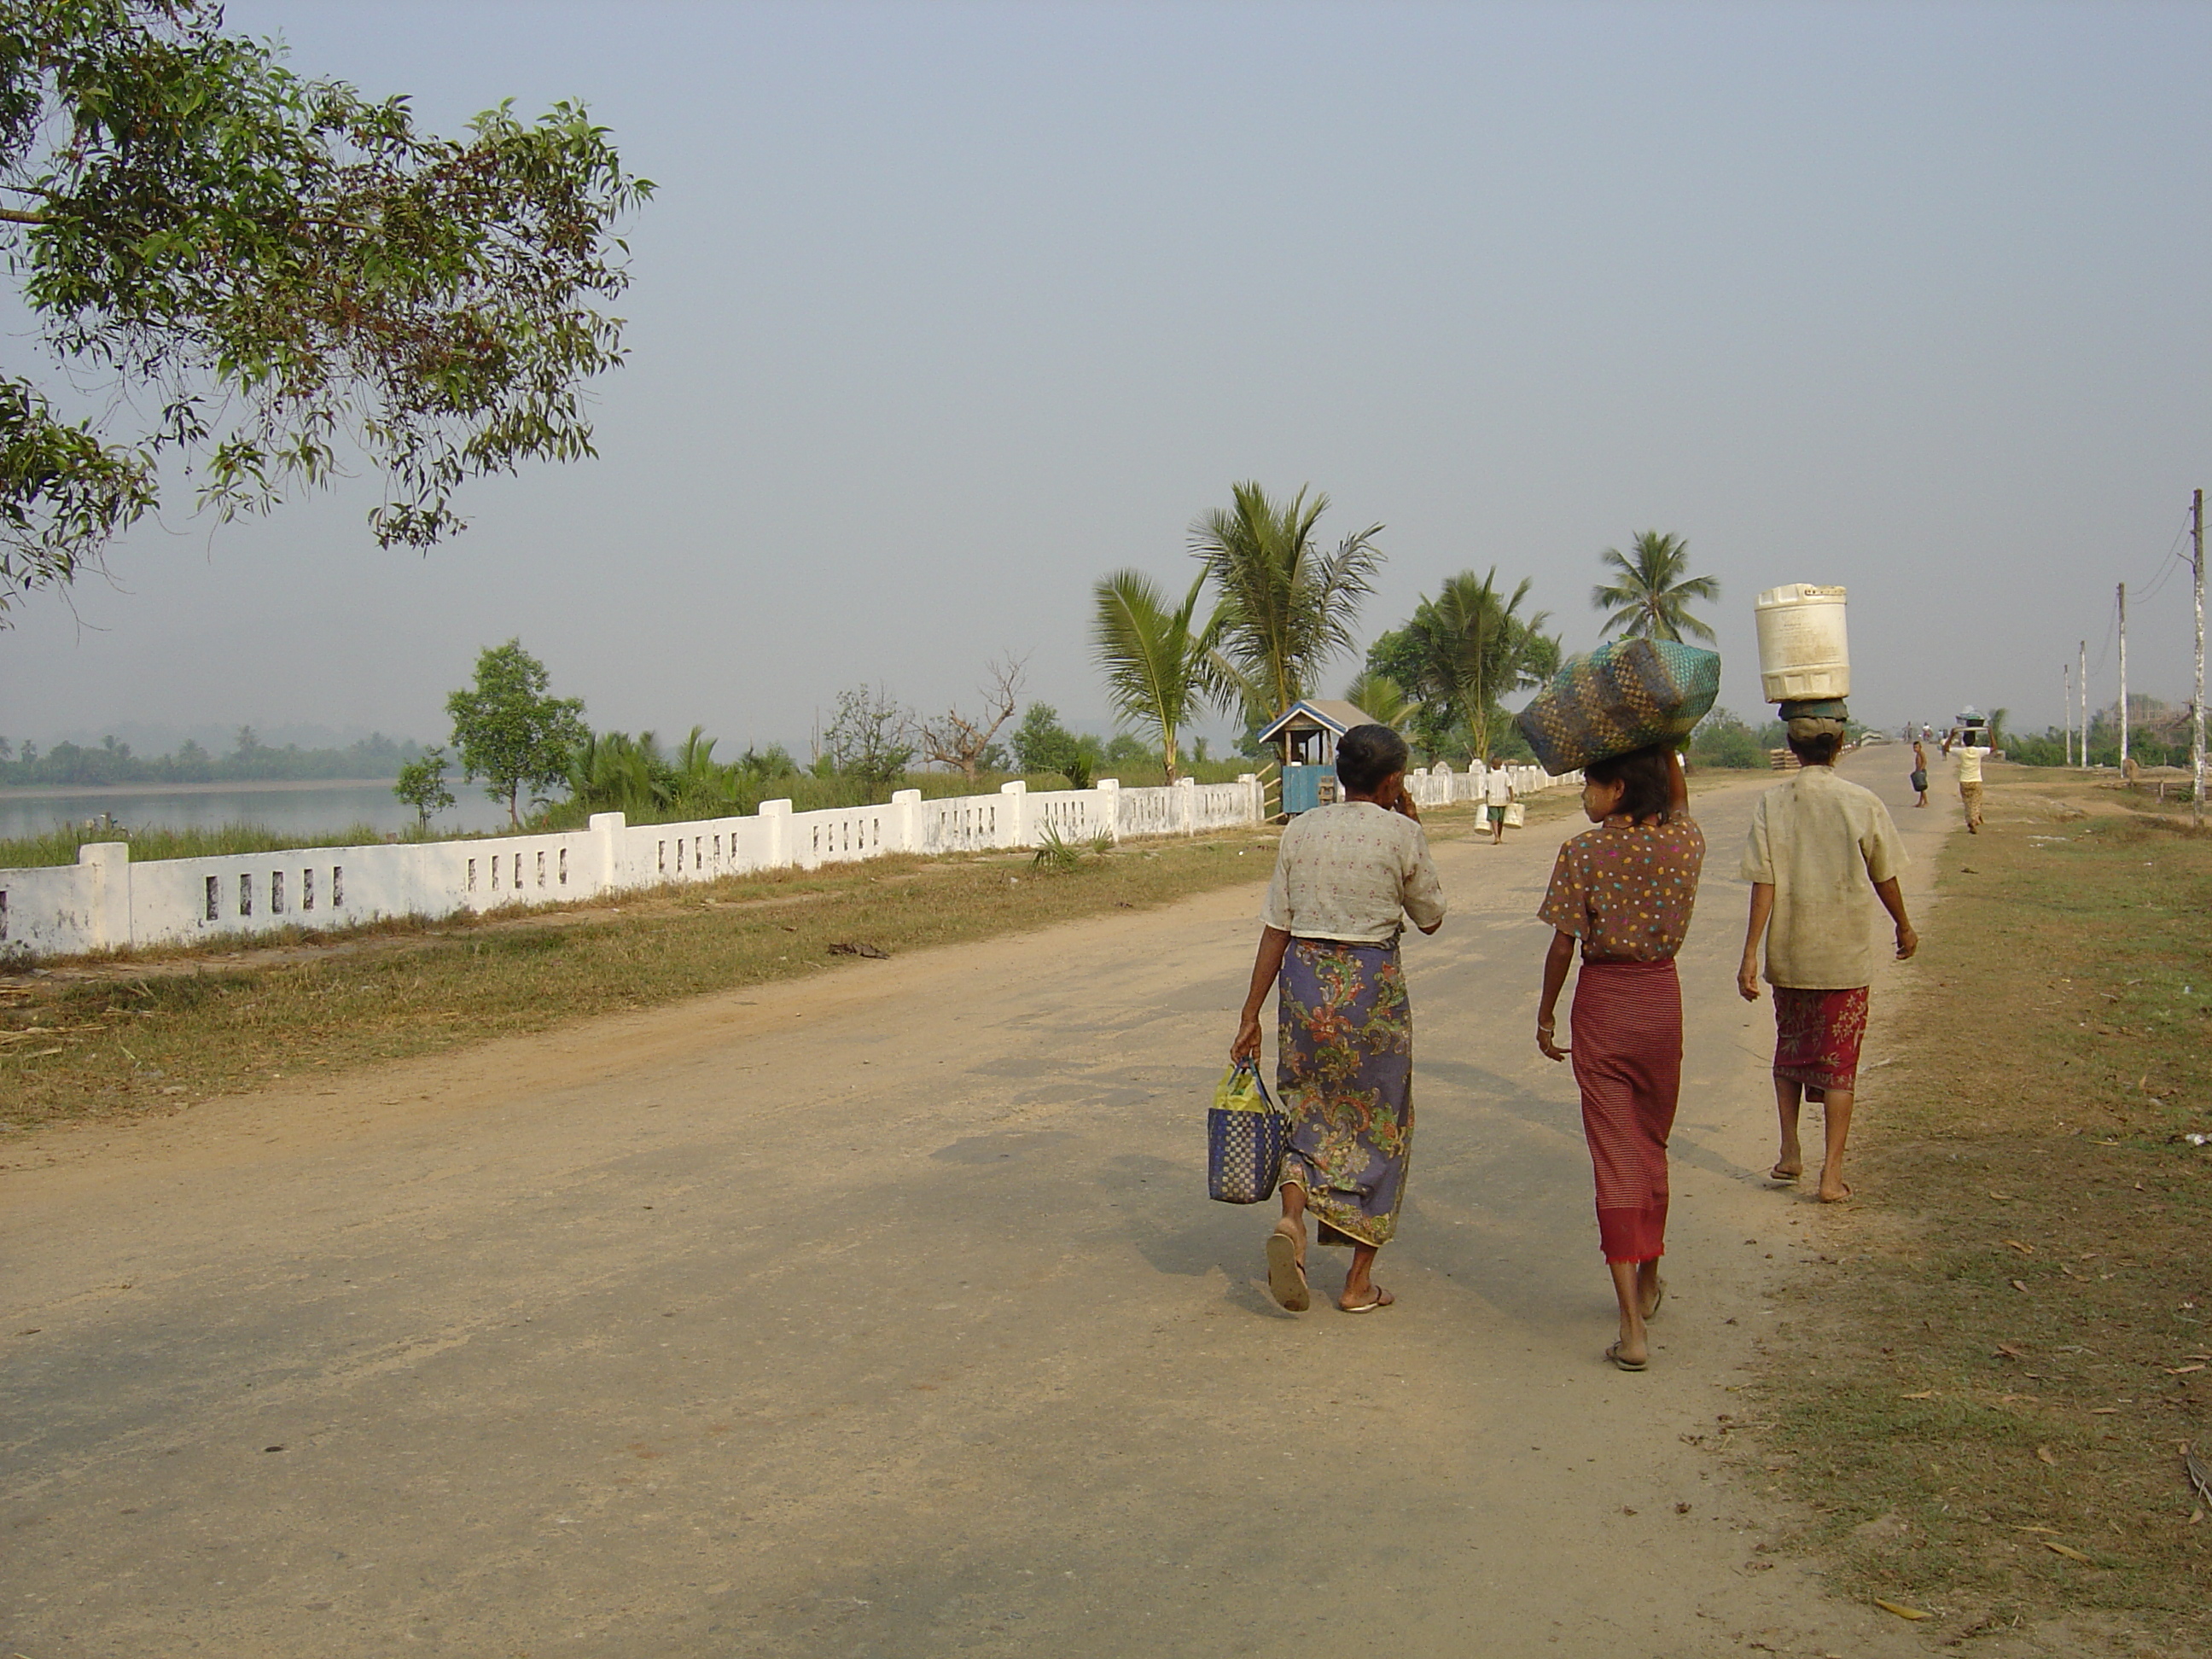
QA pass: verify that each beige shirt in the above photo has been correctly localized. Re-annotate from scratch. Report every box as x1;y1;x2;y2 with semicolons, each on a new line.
1953;745;1988;784
1739;765;1906;989
1260;800;1446;944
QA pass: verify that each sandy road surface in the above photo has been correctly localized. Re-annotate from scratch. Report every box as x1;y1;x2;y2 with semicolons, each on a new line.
5;754;1951;1658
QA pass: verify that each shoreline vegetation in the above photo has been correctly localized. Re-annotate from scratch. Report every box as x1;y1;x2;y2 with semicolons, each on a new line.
1744;763;2208;1645
0;731;427;789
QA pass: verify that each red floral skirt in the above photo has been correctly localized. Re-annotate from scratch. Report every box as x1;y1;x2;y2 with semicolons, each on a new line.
1772;987;1870;1093
1570;958;1681;1265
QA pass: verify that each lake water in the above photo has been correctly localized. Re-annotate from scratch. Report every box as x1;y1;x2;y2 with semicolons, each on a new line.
0;781;515;845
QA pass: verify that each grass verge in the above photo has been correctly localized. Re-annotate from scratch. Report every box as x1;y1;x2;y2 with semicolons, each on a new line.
0;828;1282;1136
1743;767;2211;1649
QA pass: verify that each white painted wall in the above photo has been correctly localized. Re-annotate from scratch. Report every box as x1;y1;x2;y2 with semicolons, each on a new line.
0;766;1578;962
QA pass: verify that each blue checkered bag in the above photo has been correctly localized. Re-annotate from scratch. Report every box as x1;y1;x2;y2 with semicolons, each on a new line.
1207;1059;1289;1204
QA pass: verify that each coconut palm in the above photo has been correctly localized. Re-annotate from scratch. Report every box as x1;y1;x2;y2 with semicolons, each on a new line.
1591;530;1720;643
1091;569;1220;782
1342;668;1415;732
1190;481;1383;739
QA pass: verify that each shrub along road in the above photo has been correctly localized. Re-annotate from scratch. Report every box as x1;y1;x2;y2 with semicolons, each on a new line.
4;756;2010;1658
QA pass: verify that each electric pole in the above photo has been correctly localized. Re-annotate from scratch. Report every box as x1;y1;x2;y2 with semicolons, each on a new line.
2117;582;2128;770
2064;663;2073;766
2080;638;2089;765
2194;488;2205;826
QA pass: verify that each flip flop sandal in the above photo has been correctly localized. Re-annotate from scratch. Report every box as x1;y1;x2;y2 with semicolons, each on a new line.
1606;1342;1649;1372
1767;1163;1802;1183
1266;1221;1311;1313
1818;1183;1854;1204
1341;1286;1394;1314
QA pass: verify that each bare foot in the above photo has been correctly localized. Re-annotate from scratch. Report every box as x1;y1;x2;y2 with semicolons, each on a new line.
1768;1161;1802;1183
1818;1180;1854;1203
1340;1285;1394;1313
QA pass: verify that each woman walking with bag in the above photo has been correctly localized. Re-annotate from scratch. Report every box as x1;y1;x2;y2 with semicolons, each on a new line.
1231;725;1445;1314
1534;745;1703;1371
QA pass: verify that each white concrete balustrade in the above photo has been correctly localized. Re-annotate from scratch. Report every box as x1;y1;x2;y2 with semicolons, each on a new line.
0;762;1577;961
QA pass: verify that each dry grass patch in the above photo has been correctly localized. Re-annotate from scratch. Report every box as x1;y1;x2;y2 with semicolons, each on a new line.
1738;765;2211;1650
0;830;1280;1134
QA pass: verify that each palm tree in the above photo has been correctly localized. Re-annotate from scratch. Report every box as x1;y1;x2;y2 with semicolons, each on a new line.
1091;569;1220;782
1190;481;1383;742
1342;668;1414;732
1591;530;1720;643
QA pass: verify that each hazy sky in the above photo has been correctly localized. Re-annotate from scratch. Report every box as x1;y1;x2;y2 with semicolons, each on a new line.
5;0;2209;754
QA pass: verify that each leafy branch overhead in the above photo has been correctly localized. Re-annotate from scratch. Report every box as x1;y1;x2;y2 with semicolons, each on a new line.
0;0;653;617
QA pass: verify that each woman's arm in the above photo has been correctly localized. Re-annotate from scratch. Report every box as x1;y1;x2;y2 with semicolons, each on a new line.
1537;929;1575;1061
1873;876;1918;960
1738;882;1775;1000
1667;748;1688;814
1231;926;1292;1062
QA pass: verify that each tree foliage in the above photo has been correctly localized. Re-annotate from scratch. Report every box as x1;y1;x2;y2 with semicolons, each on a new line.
1367;568;1559;760
1010;701;1098;789
392;746;454;830
1091;568;1218;782
1190;481;1382;731
821;684;915;799
0;0;652;618
445;638;587;824
1590;530;1720;643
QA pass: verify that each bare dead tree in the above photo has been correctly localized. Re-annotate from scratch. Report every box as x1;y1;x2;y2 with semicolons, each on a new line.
918;654;1027;781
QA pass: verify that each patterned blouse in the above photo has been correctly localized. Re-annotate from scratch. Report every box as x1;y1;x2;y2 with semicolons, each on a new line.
1537;815;1706;962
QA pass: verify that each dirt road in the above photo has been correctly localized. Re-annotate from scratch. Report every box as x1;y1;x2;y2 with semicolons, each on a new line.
4;753;1950;1657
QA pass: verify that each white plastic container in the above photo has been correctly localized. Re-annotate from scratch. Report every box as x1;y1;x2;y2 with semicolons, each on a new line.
1754;584;1850;702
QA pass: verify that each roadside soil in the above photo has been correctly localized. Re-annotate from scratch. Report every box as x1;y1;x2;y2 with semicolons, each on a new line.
1743;761;2210;1654
2;757;2052;1658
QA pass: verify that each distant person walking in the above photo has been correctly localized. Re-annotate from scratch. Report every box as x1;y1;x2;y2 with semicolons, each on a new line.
1942;729;1990;834
1534;746;1702;1372
1737;713;1918;1203
1232;724;1445;1315
1483;759;1515;845
1909;740;1929;808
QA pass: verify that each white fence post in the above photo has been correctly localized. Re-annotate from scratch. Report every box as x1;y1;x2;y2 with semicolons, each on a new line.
588;812;626;897
1095;777;1120;842
998;779;1027;847
760;799;793;870
1238;773;1260;824
891;789;921;853
79;841;130;952
1174;775;1196;834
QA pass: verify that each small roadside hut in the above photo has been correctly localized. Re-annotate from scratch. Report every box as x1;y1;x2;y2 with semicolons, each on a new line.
1256;698;1378;814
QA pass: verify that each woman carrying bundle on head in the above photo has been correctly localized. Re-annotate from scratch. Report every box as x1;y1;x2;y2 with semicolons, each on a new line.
1231;724;1445;1315
1533;744;1703;1372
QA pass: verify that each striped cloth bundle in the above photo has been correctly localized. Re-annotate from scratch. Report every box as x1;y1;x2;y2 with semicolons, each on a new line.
1515;637;1720;773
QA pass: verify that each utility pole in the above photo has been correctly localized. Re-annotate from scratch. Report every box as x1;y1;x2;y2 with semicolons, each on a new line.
2064;663;2073;765
2080;638;2089;765
2194;488;2205;826
2117;583;2128;770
